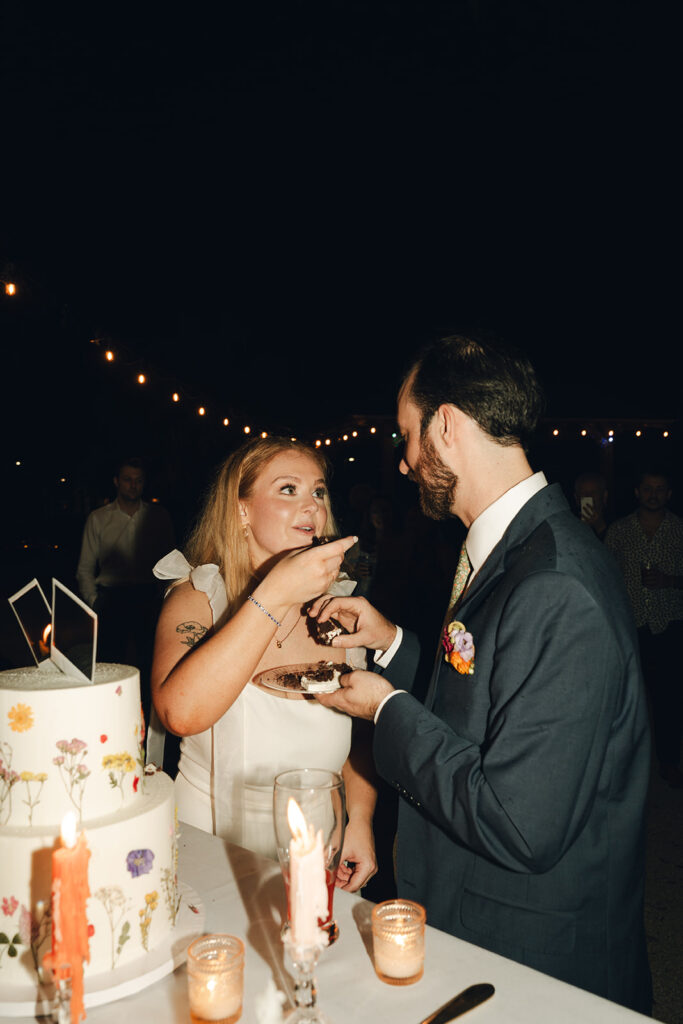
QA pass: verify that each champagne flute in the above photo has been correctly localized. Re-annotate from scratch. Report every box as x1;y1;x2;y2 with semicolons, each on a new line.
273;769;345;946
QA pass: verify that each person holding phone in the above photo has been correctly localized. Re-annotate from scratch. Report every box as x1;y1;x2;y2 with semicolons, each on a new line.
574;470;609;541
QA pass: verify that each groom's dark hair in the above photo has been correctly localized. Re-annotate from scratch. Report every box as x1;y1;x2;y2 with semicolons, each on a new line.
404;332;545;451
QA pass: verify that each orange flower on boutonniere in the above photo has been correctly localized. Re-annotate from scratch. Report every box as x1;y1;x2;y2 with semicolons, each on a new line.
442;620;475;675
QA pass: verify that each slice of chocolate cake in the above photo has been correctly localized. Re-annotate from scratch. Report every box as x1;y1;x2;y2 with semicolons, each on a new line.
300;661;343;693
314;615;346;645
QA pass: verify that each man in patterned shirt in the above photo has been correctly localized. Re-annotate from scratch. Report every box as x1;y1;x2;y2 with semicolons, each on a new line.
606;469;683;787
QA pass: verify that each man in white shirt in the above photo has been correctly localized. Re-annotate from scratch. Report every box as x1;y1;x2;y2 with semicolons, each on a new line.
313;334;651;1013
606;469;683;787
77;458;175;716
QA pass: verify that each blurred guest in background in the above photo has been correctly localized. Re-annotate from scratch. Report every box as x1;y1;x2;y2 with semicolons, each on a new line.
574;470;609;541
76;457;175;718
606;469;683;788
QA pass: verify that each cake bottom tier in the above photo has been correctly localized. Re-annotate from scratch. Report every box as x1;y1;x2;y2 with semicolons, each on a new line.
0;882;205;1017
0;772;182;992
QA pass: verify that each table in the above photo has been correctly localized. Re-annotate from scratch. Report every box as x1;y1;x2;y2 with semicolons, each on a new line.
2;823;653;1024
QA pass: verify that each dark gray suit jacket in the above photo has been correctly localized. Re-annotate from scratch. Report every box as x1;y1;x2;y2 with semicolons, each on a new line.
373;484;652;1013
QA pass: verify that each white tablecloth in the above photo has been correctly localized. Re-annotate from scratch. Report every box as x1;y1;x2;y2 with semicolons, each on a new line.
2;822;652;1023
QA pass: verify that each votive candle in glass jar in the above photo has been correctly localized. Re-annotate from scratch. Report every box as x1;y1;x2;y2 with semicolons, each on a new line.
371;900;425;985
187;934;245;1024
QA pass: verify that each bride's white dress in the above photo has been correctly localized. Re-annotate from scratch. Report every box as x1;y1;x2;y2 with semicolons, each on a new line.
154;551;360;859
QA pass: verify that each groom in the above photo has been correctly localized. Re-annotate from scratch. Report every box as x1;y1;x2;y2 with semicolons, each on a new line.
314;333;652;1013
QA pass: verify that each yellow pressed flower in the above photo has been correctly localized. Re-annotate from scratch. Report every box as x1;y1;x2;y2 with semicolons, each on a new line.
36;772;48;781
8;703;34;733
20;770;36;781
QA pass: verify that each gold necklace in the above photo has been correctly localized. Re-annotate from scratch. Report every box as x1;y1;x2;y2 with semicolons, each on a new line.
275;613;302;648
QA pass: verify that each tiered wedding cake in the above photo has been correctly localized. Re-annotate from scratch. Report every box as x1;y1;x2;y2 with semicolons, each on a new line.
0;662;182;1008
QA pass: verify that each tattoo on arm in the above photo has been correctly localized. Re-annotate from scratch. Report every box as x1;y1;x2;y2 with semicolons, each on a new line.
176;621;208;648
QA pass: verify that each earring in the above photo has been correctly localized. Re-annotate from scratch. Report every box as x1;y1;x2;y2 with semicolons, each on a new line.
243;523;249;538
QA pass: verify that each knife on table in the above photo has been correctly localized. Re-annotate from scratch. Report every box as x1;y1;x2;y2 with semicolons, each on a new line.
418;983;495;1024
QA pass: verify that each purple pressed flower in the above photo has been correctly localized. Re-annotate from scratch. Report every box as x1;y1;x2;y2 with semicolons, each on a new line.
53;756;65;766
126;849;154;877
68;738;87;754
453;631;475;660
56;740;69;752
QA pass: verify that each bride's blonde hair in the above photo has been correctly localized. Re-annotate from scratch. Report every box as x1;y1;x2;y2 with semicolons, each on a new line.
185;437;338;616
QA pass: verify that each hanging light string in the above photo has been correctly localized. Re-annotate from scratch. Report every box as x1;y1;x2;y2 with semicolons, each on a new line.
89;340;675;445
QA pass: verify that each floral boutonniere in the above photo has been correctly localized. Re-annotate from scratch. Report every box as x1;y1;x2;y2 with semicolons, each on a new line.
442;620;475;675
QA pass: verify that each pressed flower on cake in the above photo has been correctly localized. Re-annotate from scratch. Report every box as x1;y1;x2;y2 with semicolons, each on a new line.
8;704;34;733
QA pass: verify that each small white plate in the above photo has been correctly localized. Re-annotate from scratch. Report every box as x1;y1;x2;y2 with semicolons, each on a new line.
252;662;342;694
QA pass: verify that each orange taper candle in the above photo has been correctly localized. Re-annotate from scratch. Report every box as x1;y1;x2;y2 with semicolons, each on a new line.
43;812;91;1022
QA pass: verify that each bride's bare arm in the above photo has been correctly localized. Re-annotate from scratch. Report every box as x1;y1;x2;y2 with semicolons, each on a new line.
151;582;279;736
338;720;378;891
151;536;358;736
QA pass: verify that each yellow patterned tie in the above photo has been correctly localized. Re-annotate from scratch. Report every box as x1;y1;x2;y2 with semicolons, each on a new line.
449;541;471;610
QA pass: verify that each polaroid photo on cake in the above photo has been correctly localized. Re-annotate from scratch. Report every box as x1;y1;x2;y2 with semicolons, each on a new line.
8;578;53;666
51;578;97;683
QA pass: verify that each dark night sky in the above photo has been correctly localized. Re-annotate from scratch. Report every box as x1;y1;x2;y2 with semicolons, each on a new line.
2;2;678;445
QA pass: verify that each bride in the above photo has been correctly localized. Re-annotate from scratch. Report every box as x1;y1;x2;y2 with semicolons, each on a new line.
151;436;377;891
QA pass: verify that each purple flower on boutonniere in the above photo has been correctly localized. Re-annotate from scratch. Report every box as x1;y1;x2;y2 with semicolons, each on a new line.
442;620;475;675
126;849;154;877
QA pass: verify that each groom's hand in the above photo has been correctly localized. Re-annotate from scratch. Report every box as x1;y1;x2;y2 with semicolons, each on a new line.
308;595;397;653
314;669;393;721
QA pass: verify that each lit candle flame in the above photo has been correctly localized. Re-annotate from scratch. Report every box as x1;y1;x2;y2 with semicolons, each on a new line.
42;624;52;644
61;811;78;848
287;798;310;845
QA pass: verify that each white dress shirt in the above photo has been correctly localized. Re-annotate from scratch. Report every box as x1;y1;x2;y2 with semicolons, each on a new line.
76;499;175;607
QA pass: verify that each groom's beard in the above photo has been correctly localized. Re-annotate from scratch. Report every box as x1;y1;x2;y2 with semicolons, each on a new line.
414;433;457;520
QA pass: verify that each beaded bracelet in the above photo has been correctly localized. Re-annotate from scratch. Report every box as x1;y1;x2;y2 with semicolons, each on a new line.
247;594;282;628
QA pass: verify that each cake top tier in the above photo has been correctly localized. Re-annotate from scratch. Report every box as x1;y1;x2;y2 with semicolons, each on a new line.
0;663;144;829
0;662;132;692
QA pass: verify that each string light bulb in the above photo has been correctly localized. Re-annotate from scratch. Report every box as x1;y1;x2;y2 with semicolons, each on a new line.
105;350;114;362
223;418;230;426
172;392;180;402
244;426;251;434
137;373;146;384
553;429;559;436
5;282;16;296
198;407;206;416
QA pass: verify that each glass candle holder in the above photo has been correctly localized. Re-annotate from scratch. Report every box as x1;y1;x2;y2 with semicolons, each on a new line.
187;934;245;1024
371;900;425;986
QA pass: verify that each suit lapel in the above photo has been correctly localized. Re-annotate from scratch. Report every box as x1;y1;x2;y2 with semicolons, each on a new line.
424;483;569;711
